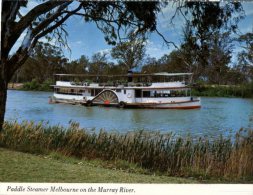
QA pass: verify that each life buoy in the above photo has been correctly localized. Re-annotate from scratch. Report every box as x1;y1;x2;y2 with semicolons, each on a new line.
86;100;93;107
127;93;132;98
118;101;125;108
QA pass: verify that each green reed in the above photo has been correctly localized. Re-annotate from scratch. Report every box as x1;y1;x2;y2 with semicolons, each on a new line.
0;121;252;180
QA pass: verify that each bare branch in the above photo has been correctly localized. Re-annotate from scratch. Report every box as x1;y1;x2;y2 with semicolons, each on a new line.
15;1;65;33
32;2;72;36
3;1;67;56
7;3;82;78
155;28;192;68
155;28;179;49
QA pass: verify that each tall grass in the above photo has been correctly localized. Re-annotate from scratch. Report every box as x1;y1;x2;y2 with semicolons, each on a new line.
0;121;252;180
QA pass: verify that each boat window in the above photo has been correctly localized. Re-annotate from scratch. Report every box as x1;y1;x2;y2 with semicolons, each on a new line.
133;90;189;98
95;89;102;95
124;90;126;94
92;89;103;96
56;88;83;95
91;89;95;96
170;90;187;97
135;89;142;98
116;89;121;93
143;91;151;97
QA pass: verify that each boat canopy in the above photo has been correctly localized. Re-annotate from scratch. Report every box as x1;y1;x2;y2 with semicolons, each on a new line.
54;72;193;77
152;72;192;76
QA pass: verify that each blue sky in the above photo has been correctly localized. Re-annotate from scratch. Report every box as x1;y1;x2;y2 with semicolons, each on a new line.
62;2;187;61
17;1;253;63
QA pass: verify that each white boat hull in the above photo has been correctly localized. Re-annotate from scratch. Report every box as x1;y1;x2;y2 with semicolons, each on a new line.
124;99;201;109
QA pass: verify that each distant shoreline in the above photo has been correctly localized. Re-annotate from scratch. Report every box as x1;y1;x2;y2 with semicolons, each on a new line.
7;83;24;90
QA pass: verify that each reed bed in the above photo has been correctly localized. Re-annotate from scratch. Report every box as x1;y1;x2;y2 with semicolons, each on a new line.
0;121;252;181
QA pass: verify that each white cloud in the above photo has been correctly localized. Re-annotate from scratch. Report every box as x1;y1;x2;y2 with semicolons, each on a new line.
38;37;57;44
67;40;85;50
98;48;111;55
145;40;175;59
96;48;114;62
75;41;83;45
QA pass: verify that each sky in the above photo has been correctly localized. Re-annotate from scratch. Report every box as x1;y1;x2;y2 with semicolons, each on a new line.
15;1;253;63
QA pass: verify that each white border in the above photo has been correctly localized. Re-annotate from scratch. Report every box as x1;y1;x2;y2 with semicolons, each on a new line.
0;183;252;195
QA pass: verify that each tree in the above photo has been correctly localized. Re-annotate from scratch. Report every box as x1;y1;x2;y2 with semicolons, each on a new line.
65;55;89;75
111;32;146;72
237;31;253;81
17;42;67;82
180;21;199;77
144;51;189;74
141;56;159;73
89;52;109;75
175;2;244;81
206;32;232;84
1;1;161;130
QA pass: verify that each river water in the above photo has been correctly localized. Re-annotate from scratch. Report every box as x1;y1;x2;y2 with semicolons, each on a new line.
5;90;253;137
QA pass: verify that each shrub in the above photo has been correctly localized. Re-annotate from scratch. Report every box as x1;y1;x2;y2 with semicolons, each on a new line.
192;84;253;98
21;79;53;91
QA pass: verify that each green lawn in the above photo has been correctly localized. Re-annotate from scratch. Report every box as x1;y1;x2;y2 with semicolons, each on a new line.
0;148;197;183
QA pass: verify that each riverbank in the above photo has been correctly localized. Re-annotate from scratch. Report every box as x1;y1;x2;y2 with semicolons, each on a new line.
0;148;197;183
1;121;252;183
8;80;53;91
192;84;253;98
7;83;24;90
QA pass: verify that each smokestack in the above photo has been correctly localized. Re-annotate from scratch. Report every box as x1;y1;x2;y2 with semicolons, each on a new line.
127;70;133;82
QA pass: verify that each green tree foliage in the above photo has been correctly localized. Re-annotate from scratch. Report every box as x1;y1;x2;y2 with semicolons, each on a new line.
142;52;186;73
89;52;110;75
237;31;253;82
111;33;146;71
179;22;198;74
206;32;233;84
178;2;244;82
161;51;189;73
16;42;67;83
142;56;159;74
64;55;89;75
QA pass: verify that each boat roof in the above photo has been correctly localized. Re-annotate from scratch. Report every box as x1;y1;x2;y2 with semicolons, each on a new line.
152;72;192;76
54;72;193;77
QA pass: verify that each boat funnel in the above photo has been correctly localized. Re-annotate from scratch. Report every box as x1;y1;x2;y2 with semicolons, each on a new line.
127;70;133;82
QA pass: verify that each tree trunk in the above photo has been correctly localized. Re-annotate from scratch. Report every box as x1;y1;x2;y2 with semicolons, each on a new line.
0;80;7;132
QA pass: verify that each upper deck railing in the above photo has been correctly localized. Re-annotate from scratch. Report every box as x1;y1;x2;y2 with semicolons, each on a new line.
54;72;193;86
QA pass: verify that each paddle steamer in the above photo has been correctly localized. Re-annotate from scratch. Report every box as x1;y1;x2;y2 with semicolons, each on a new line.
50;72;201;109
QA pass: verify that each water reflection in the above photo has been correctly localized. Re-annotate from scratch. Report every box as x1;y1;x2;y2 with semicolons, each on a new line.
6;90;253;137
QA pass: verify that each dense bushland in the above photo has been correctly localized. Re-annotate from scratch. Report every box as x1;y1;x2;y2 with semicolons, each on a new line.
192;83;253;98
22;79;53;91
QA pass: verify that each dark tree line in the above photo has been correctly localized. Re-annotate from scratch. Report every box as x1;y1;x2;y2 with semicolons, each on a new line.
17;30;253;87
